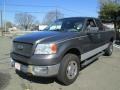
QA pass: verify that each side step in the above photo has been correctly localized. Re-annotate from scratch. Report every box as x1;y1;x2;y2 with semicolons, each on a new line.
81;51;104;68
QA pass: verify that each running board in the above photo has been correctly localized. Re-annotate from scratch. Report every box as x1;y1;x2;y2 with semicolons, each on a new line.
81;51;104;67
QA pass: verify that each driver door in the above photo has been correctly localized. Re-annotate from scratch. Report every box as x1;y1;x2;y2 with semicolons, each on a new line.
84;18;102;51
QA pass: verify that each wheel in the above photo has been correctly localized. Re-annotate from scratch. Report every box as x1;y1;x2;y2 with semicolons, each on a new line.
57;54;80;85
104;42;113;56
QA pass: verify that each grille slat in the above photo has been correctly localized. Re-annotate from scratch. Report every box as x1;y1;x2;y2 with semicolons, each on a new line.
13;42;33;57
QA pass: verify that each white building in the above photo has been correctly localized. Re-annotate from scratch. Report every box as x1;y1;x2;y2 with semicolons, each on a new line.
103;23;114;29
39;25;47;30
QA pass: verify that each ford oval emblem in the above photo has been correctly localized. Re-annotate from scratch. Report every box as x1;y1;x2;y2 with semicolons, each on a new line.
17;45;24;50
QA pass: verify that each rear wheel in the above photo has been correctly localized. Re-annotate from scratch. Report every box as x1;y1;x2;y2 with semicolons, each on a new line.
57;54;80;85
104;42;113;56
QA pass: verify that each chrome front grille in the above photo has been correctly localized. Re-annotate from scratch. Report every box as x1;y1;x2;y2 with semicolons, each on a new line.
13;42;33;57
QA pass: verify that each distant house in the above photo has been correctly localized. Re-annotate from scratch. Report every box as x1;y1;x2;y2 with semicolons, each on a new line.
103;23;114;29
39;25;47;30
8;27;20;32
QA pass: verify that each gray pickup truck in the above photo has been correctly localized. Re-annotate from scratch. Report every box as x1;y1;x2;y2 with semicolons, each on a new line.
11;17;115;85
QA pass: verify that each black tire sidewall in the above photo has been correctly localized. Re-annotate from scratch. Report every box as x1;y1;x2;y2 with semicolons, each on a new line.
57;54;80;85
105;42;113;56
108;42;113;55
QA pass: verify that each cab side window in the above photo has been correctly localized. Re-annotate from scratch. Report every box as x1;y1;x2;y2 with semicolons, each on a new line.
85;19;98;32
86;19;96;28
95;19;104;31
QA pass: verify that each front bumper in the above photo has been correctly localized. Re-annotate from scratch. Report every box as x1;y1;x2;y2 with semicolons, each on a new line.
10;53;62;66
11;59;60;77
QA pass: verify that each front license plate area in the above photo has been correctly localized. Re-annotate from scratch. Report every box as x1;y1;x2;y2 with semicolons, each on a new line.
15;62;21;70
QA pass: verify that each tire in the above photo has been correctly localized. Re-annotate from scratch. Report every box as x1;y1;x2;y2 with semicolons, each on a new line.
57;54;80;85
104;42;113;56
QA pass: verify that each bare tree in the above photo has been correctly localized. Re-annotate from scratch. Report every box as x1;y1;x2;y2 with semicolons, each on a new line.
15;13;35;30
6;21;12;31
42;10;64;25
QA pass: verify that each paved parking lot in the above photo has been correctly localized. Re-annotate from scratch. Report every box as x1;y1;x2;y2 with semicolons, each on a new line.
0;37;120;90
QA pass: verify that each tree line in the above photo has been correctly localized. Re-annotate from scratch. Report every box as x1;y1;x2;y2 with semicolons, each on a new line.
4;10;64;31
99;0;120;31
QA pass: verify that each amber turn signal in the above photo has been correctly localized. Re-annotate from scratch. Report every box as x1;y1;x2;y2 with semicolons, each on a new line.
50;44;57;53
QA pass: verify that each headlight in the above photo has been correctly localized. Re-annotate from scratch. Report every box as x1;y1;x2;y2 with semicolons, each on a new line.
34;44;57;54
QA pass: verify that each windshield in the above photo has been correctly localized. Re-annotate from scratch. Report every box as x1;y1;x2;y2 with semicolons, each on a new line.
44;19;84;32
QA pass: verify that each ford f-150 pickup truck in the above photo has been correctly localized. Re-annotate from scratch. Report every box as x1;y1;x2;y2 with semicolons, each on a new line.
10;17;115;85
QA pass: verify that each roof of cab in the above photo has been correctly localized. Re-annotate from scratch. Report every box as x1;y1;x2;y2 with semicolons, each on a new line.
60;17;98;20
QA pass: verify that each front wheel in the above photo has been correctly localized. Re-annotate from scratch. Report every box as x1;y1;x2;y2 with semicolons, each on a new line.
57;54;80;85
104;42;113;56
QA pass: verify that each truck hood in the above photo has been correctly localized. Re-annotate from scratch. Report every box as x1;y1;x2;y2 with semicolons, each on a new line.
13;31;78;44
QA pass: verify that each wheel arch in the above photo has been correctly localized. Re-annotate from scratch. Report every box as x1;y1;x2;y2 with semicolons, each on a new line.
110;37;114;42
63;48;81;60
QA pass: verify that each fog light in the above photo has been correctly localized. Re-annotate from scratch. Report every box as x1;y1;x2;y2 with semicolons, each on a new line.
10;59;15;67
33;66;48;75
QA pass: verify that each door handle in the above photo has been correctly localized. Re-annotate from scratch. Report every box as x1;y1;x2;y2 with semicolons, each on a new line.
97;34;101;39
78;37;83;40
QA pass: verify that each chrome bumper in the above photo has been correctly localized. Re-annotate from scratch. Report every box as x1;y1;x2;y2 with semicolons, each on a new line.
11;59;60;77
